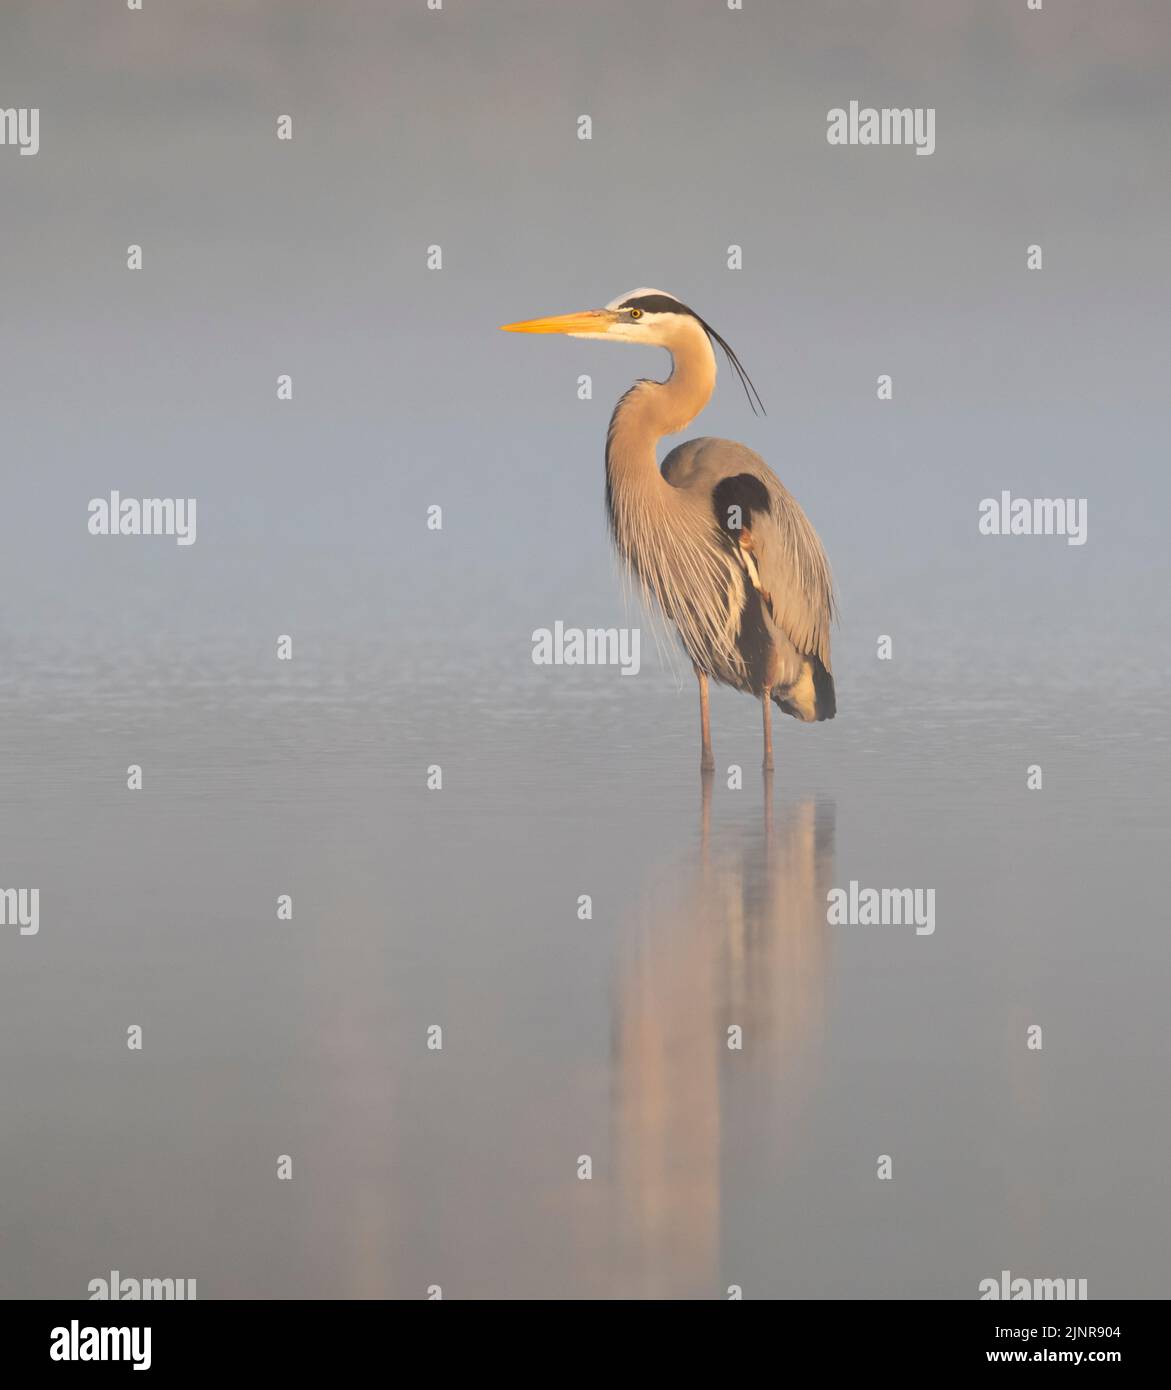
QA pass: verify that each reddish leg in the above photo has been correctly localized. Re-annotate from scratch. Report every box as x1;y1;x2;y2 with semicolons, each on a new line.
696;668;715;772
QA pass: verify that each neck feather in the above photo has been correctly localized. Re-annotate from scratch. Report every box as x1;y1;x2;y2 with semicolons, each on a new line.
603;328;744;673
605;326;716;505
608;326;716;456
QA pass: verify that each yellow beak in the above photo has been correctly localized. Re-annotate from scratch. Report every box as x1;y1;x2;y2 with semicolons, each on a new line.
499;309;611;335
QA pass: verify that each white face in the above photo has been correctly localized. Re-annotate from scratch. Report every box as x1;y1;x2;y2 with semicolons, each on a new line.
577;287;694;344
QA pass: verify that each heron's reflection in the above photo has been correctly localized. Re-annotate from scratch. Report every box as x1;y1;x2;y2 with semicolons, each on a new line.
610;775;836;1298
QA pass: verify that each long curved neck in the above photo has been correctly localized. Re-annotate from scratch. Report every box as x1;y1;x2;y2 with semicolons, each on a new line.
603;326;742;671
606;326;717;493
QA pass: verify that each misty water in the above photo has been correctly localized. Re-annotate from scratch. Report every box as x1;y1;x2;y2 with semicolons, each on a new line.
2;628;1167;1300
4;0;1171;1303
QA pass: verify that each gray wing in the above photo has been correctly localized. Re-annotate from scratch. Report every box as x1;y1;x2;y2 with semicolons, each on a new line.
662;436;836;678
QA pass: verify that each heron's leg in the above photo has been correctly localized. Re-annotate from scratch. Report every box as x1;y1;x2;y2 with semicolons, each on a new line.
696;668;715;772
761;689;774;772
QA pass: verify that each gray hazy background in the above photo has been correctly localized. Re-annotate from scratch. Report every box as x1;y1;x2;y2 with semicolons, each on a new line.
1;1;1169;1299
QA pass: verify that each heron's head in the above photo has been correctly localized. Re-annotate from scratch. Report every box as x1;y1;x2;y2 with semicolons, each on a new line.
500;288;764;413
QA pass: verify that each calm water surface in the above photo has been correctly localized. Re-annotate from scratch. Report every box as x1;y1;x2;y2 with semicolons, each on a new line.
1;637;1168;1299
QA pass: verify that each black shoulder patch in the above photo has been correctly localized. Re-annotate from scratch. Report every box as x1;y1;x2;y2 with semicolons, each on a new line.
712;473;772;536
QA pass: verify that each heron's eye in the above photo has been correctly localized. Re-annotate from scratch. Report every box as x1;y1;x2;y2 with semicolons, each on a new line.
628;307;643;319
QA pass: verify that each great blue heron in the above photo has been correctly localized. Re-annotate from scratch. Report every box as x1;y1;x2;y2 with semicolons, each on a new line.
501;288;836;772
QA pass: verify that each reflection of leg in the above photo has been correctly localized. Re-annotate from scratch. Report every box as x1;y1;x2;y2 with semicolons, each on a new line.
762;768;774;839
696;668;714;772
761;690;774;772
699;767;713;853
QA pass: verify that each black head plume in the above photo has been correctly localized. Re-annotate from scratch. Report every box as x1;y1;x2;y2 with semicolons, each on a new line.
617;292;765;416
694;313;766;417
